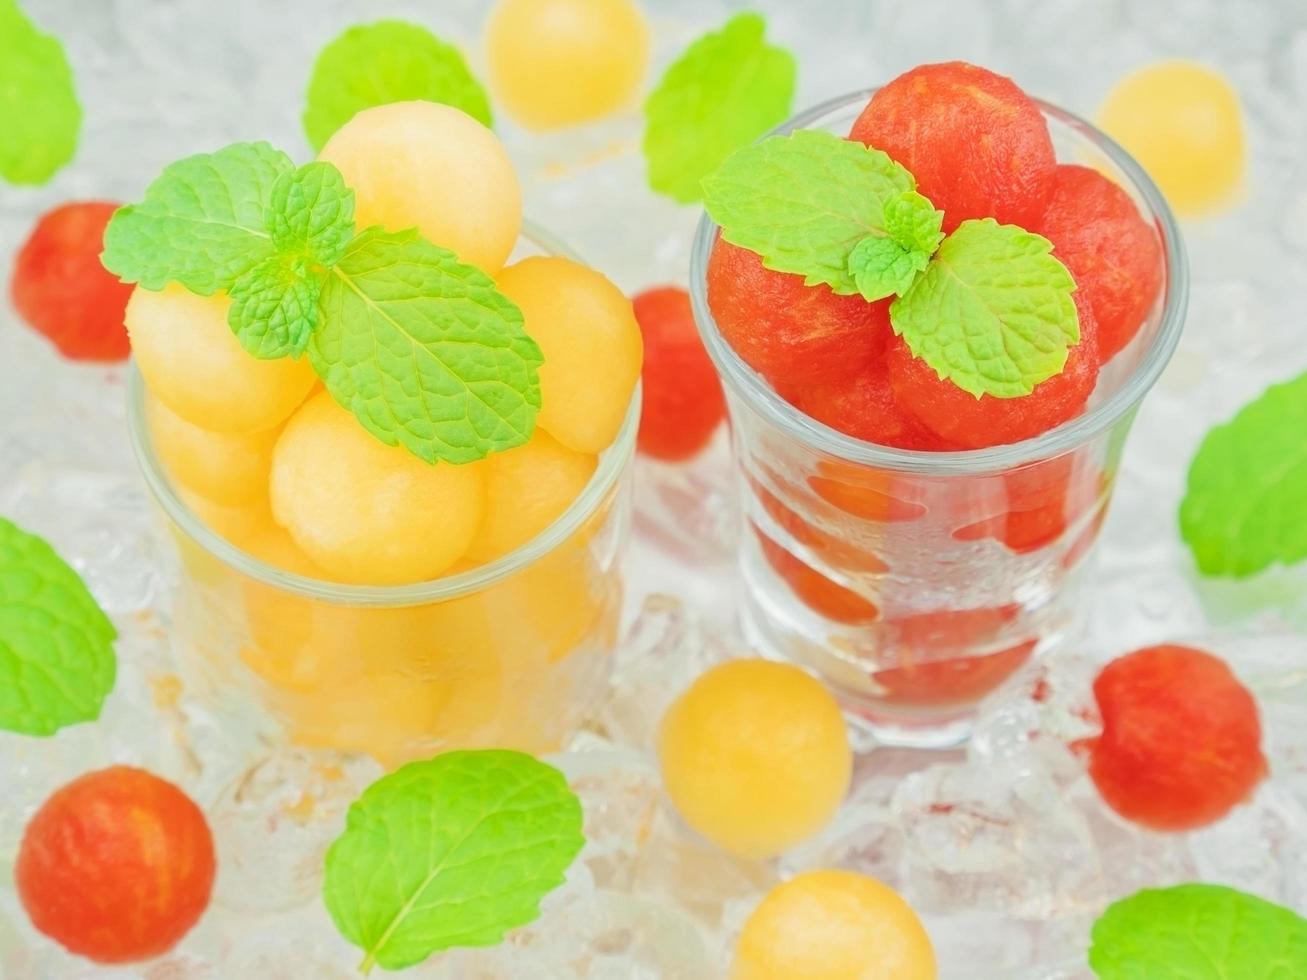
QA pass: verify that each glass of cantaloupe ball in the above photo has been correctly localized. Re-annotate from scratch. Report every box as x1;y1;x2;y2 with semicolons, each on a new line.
127;101;641;767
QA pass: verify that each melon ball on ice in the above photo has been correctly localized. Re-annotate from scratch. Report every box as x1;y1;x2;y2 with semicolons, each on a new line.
126;284;317;434
465;428;597;564
486;0;649;130
269;392;486;584
319;100;522;273
496;256;642;454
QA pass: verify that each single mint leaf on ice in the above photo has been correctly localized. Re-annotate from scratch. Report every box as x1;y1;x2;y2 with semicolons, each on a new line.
227;255;324;360
644;12;796;204
266;162;355;269
101;142;294;295
0;517;116;736
1089;884;1307;979
0;0;81;185
322;750;584;974
310;228;543;465
303;20;492;151
890;218;1079;398
1180;370;1307;578
703;130;919;294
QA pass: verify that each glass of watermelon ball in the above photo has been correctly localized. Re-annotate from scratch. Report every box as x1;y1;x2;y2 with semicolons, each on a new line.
124;103;641;769
690;63;1187;748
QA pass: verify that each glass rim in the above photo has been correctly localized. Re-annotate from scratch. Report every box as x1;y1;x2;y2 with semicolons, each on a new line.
127;219;641;607
690;87;1191;475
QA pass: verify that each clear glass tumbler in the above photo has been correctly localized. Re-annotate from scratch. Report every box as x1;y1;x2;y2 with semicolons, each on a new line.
128;226;637;769
691;91;1188;748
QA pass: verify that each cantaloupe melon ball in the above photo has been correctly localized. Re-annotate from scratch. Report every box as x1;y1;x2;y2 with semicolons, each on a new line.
269;392;486;585
127;284;317;434
464;428;597;564
146;393;281;507
496;256;642;454
486;0;650;130
318;100;522;274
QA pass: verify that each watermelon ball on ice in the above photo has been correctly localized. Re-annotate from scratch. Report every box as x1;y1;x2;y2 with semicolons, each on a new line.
632;286;726;461
706;238;890;388
10;201;134;361
850;61;1056;233
887;291;1100;449
1035;165;1163;363
1086;644;1267;831
16;766;216;964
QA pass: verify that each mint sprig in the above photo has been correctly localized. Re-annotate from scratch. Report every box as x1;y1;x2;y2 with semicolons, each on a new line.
311;228;543;465
644;12;795;204
703;130;1080;399
0;0;81;185
303;20;492;152
1089;884;1307;978
0;518;116;736
1180;370;1307;578
323;750;584;974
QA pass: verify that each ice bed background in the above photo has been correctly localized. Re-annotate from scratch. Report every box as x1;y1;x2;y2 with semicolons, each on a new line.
2;0;1307;977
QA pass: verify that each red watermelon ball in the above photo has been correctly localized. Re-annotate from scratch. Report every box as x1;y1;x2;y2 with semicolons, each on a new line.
783;363;951;450
10;201;134;361
887;292;1100;449
16;766;216;964
850;62;1056;233
1087;645;1267;831
705;237;891;388
632;286;726;461
1035;164;1164;364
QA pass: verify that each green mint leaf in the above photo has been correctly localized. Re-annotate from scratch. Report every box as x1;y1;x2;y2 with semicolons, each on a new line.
1089;884;1307;979
267;162;355;268
890;218;1079;398
885;190;946;257
303;20;492;152
0;0;80;185
0;517;116;736
228;256;323;360
322;750;584;973
703;130;917;294
102;142;294;295
310;228;543;465
644;12;796;204
847;192;944;301
1180;371;1307;578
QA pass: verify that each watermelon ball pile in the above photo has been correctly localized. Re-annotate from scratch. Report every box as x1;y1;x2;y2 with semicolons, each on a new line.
10;201;134;361
1085;645;1267;831
705;61;1164;457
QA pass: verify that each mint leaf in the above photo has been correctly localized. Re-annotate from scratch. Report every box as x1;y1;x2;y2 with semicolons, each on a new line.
1180;371;1307;578
0;0;80;185
102;142;294;295
885;190;946;257
228;256;323;359
847;192;944;301
890;218;1079;398
303;20;492;152
0;518;116;736
644;12;795;204
1089;884;1307;979
323;750;584;973
267;162;355;268
310;228;543;465
703;130;918;294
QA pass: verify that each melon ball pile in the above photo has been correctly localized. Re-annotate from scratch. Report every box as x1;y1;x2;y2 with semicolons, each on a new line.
131;101;642;587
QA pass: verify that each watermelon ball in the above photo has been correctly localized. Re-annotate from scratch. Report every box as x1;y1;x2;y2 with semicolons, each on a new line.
16;766;216;964
783;363;952;450
1035;165;1163;364
1087;645;1267;831
887;292;1100;449
706;238;890;388
850;61;1056;234
632;286;725;461
10;202;134;361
